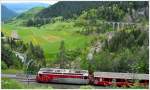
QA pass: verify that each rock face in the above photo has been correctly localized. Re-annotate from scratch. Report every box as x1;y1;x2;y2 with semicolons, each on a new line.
87;40;103;61
107;31;115;42
11;31;20;40
14;51;26;63
87;31;116;60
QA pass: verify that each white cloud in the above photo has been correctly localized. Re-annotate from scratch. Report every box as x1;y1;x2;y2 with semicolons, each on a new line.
1;0;59;4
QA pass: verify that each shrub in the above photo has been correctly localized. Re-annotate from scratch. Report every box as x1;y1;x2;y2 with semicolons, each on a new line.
2;78;23;89
80;85;94;89
1;61;8;70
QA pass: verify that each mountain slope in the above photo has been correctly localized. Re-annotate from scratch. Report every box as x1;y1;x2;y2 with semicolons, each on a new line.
36;1;103;19
16;7;45;19
10;7;46;26
1;5;17;22
36;1;148;19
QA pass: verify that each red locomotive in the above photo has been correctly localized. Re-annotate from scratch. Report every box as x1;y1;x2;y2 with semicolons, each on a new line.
36;68;89;84
36;68;149;87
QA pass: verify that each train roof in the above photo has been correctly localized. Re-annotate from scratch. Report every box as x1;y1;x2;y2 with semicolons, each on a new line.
39;68;88;74
94;72;149;80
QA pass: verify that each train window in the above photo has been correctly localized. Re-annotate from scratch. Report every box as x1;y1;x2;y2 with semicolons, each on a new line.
94;77;97;79
104;78;110;81
81;71;87;74
75;71;81;73
118;79;125;82
39;74;42;77
94;77;101;81
56;70;61;73
48;70;53;72
43;72;49;73
116;79;123;82
84;76;88;79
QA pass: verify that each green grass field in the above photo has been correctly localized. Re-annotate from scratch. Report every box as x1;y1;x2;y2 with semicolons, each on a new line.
2;21;92;62
1;69;23;74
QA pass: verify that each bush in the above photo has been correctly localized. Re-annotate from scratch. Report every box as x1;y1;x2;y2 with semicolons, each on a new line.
1;61;8;70
80;85;94;89
2;78;23;89
130;82;148;89
23;83;53;89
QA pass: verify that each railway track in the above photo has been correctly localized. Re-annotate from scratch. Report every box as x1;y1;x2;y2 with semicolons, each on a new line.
1;74;108;89
21;79;36;82
1;74;36;82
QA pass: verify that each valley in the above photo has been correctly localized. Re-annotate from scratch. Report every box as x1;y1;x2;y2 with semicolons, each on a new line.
2;22;92;62
1;1;149;89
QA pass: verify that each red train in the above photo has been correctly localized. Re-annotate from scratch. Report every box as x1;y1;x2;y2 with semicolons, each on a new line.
36;68;89;84
36;68;149;87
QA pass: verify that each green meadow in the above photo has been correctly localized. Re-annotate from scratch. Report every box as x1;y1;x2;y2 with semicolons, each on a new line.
2;21;92;62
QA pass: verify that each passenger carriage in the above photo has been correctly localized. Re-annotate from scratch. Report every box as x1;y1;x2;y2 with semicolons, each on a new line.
93;72;149;87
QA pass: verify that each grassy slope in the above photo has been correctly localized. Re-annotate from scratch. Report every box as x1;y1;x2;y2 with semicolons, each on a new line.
2;21;91;62
16;6;45;19
8;7;45;26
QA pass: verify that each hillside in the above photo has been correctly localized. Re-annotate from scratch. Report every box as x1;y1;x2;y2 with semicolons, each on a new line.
21;1;147;27
36;1;103;19
36;1;148;19
16;7;45;19
1;5;17;22
9;7;46;26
